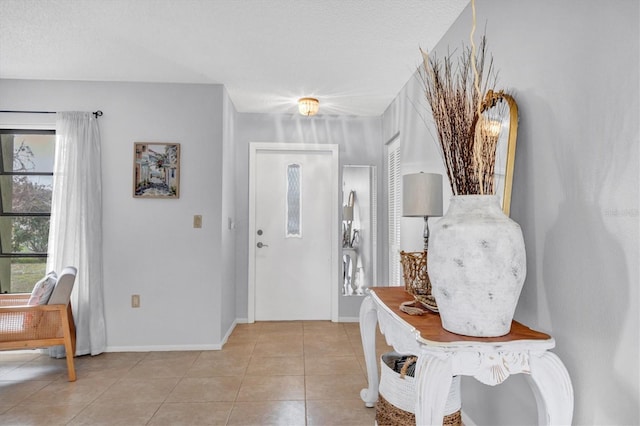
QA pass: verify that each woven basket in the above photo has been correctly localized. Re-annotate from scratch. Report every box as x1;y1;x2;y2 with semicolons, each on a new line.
399;251;430;296
377;352;461;426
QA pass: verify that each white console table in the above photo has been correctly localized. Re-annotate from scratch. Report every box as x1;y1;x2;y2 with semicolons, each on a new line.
359;287;573;425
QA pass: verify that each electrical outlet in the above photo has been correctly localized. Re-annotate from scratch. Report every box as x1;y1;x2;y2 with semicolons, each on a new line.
193;215;202;228
131;294;140;308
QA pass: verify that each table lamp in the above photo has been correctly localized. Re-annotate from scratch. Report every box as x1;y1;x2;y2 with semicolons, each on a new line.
402;173;443;251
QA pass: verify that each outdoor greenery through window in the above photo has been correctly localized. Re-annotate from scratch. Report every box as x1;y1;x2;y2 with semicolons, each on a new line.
0;129;55;293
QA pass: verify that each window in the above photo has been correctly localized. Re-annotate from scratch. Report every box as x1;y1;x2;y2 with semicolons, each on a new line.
0;129;55;293
286;163;302;237
387;137;401;286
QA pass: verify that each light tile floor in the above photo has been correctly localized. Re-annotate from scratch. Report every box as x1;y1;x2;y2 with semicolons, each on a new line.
0;321;393;425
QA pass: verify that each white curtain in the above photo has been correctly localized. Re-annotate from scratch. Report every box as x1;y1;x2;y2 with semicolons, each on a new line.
47;111;106;356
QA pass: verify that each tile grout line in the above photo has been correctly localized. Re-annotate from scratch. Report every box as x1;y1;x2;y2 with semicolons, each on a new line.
145;351;203;425
65;352;151;425
302;322;308;426
227;327;258;426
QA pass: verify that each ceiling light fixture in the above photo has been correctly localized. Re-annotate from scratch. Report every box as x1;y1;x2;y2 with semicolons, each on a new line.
298;97;319;116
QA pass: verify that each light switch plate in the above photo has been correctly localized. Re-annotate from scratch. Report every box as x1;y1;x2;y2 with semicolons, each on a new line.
193;215;202;228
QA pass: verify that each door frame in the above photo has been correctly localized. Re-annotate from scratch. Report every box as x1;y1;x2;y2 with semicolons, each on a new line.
248;142;340;323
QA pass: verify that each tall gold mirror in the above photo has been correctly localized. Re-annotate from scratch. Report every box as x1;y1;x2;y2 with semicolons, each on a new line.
482;90;519;216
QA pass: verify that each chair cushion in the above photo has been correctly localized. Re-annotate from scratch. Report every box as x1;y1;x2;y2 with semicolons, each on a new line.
27;271;58;306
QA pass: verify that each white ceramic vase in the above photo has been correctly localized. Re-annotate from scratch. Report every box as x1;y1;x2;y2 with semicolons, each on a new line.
428;195;526;337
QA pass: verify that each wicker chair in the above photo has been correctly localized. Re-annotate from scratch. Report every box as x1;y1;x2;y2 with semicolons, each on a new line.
0;266;78;381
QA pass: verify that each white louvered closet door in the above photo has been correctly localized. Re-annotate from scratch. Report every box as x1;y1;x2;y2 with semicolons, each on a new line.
386;137;401;286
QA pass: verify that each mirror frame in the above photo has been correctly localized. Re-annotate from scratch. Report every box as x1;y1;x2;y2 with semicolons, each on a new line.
483;90;519;216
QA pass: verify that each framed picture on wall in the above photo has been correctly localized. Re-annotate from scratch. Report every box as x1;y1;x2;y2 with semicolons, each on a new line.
133;142;180;198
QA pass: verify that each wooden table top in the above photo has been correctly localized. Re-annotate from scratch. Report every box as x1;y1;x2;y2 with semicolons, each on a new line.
370;287;552;344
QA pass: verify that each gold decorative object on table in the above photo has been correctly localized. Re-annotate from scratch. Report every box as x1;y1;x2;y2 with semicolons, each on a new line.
400;250;438;313
400;250;428;295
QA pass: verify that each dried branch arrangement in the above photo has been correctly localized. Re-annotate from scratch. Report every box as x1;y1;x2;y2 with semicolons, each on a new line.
419;36;506;196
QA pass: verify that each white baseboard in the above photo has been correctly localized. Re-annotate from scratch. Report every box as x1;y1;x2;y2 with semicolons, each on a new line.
338;316;360;322
234;317;358;323
220;319;242;346
106;344;221;352
461;410;477;426
104;316;361;353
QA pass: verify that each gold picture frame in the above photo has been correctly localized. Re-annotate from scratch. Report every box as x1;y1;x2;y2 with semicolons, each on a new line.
133;142;180;198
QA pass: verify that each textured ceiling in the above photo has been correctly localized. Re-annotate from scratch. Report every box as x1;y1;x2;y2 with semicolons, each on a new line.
0;0;469;116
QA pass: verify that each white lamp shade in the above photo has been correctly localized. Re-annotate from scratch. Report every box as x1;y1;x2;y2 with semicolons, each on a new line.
403;173;443;217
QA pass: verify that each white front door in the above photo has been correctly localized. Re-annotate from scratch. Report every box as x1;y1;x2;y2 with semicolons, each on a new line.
248;143;339;322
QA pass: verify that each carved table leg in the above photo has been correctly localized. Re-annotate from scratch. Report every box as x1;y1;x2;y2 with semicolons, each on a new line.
359;295;379;407
526;351;574;426
414;352;453;425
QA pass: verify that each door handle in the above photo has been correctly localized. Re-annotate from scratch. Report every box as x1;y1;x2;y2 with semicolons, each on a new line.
257;242;269;248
